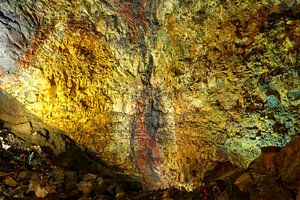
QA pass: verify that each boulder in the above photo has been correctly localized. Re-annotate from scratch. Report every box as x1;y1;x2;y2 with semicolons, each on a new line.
275;136;300;193
234;173;253;192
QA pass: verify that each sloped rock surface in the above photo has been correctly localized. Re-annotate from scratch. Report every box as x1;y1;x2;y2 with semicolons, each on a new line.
275;136;300;193
202;137;300;200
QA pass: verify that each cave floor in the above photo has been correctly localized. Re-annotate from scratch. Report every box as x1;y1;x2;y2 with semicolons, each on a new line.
0;130;204;200
0;130;299;200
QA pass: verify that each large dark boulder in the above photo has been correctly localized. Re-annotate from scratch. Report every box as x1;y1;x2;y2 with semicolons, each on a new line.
275;136;300;193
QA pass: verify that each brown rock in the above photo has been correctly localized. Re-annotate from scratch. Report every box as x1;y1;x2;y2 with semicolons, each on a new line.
4;177;18;187
204;161;239;184
116;185;125;200
28;179;49;198
65;171;78;190
162;190;172;200
18;171;32;180
78;181;94;194
107;182;117;195
34;186;48;198
249;175;293;200
249;152;277;174
12;185;22;193
94;177;108;195
68;189;80;198
44;185;56;194
97;177;106;185
275;136;300;192
11;186;24;198
0;172;8;178
30;173;42;183
29;173;48;189
28;181;40;193
49;167;65;184
82;173;97;182
10;122;32;136
13;191;25;198
116;192;125;199
260;146;282;153
1;172;17;179
234;172;253;192
2;187;14;197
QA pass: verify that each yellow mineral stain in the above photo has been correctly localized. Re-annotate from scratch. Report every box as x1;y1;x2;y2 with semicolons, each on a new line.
0;22;122;166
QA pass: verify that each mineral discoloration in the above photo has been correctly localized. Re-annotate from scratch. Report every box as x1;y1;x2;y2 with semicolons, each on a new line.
0;0;300;190
131;87;162;190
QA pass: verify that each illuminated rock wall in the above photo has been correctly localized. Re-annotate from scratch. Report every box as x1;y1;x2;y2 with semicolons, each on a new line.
0;0;299;190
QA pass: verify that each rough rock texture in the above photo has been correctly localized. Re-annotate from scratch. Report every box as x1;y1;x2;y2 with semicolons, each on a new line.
275;136;300;193
0;132;141;199
1;132;299;199
203;136;300;200
0;0;300;190
0;1;37;75
0;90;115;176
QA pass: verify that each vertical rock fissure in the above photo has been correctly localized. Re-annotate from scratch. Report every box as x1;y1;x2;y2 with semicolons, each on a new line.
129;0;162;190
130;39;162;190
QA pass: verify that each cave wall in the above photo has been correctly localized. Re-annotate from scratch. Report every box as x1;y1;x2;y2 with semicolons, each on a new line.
0;0;299;190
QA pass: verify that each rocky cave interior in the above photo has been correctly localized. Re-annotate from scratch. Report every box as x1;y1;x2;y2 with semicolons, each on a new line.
0;0;300;199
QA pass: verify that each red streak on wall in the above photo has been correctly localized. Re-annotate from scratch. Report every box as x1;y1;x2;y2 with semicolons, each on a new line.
111;0;154;42
133;92;161;190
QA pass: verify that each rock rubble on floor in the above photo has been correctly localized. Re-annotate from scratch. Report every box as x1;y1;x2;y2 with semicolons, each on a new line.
1;130;299;199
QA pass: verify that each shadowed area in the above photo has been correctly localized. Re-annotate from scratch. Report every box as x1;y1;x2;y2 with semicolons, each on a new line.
0;89;142;185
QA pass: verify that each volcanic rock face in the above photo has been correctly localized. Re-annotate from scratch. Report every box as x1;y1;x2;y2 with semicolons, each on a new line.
0;0;300;190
